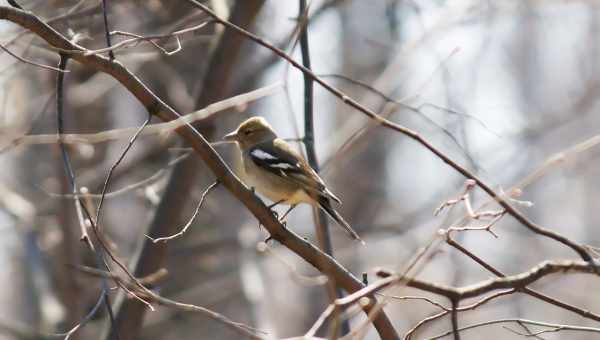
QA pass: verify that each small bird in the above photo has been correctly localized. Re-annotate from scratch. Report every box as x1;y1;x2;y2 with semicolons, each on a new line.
224;117;363;243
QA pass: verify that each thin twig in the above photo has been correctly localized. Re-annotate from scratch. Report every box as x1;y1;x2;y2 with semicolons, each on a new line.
381;295;450;311
508;321;548;340
146;181;219;243
108;30;182;55
95;113;151;225
0;43;67;72
427;318;600;340
100;0;115;60
401;290;518;339
83;21;212;56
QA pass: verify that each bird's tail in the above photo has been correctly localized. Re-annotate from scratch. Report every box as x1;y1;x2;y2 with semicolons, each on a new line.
317;197;365;244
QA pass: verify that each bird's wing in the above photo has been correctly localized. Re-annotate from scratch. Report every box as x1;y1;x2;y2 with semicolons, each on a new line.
248;139;341;203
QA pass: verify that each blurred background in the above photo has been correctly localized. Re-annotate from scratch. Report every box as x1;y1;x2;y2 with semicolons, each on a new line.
1;0;600;339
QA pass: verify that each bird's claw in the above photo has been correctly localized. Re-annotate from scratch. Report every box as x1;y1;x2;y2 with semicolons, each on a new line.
264;235;274;243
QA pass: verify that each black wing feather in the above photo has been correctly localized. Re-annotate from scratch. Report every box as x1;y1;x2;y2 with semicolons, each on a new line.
247;140;342;202
248;145;305;177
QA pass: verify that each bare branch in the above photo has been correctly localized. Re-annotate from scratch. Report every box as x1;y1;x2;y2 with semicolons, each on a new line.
146;181;219;243
0;43;67;72
446;238;600;322
428;318;600;340
376;260;600;302
84;21;212;56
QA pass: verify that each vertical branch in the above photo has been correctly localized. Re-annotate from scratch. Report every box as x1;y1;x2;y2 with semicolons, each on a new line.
299;0;315;166
100;0;115;60
56;55;76;189
56;54;118;339
451;299;461;340
298;0;350;335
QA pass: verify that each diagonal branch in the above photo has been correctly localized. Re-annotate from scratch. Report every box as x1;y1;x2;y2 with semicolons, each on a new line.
183;0;592;262
0;6;399;340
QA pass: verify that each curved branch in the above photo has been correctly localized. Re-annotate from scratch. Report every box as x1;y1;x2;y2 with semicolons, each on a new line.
376;260;599;301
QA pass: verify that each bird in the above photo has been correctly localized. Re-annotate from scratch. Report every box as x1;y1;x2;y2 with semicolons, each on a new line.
223;116;363;243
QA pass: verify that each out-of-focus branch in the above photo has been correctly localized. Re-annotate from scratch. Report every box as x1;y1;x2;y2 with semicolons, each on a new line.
6;83;280;149
184;0;593;262
75;266;264;339
0;6;398;339
0;43;66;72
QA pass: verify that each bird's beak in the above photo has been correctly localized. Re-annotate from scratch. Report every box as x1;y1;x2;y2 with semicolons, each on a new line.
223;130;238;142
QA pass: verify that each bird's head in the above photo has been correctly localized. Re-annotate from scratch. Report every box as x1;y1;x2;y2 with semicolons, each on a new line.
223;117;277;149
